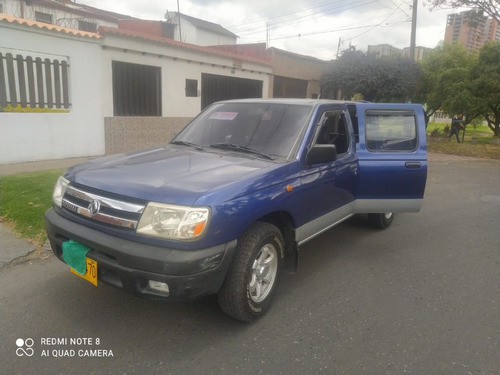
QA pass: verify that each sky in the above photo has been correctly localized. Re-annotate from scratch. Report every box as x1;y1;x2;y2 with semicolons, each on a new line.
78;0;469;60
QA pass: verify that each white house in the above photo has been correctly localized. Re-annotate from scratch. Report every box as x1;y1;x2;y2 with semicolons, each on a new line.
164;11;238;46
98;24;271;155
0;10;271;164
1;1;330;165
0;15;105;164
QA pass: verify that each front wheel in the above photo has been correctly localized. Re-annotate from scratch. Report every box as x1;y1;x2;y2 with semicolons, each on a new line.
368;213;394;229
217;222;284;322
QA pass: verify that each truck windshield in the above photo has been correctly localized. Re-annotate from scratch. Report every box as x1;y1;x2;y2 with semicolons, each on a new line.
173;102;312;159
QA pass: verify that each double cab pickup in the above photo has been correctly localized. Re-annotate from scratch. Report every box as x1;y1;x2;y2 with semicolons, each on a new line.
45;99;427;322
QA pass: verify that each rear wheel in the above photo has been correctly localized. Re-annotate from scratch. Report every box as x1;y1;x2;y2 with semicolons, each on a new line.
368;212;394;229
217;222;284;322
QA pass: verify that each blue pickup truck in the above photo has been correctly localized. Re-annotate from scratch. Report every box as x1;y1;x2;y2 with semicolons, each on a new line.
45;99;427;322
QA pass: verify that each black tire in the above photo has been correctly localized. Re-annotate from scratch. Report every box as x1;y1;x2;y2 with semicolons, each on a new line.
217;222;284;322
368;213;394;229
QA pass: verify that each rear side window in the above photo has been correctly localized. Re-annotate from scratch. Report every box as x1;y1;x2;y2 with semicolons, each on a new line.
365;110;417;152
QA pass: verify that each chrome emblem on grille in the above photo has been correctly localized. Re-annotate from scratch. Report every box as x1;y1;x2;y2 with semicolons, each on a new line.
88;199;101;216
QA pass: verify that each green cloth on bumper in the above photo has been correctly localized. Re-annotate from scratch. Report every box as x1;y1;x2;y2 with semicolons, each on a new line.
62;240;90;275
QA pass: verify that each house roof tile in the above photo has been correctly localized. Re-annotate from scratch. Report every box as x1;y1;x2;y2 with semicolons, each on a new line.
0;13;101;39
1;14;269;67
98;26;271;66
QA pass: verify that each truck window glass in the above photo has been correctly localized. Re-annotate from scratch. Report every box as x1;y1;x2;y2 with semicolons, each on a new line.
175;103;312;159
314;110;350;156
365;111;417;152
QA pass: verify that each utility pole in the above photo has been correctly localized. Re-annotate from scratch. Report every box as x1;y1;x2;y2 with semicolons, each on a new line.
336;37;342;58
410;0;418;62
177;0;182;42
266;22;270;48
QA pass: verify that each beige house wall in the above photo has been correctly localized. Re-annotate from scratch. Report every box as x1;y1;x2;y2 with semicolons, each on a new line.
104;117;192;154
269;48;328;98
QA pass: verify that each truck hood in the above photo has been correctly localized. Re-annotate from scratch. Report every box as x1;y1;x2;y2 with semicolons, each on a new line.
65;146;289;205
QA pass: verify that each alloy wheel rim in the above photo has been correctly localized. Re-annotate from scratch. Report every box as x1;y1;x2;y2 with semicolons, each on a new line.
248;244;278;303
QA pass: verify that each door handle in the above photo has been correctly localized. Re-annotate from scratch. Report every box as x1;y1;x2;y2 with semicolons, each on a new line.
405;162;421;169
349;163;358;174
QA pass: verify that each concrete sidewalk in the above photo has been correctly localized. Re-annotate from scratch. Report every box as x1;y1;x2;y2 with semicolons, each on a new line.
0;222;37;268
0;156;92;176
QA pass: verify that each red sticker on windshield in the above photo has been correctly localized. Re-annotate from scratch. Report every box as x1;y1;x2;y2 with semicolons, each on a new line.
209;112;238;121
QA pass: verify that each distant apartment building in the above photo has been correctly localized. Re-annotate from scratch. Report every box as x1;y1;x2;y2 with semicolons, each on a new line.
402;46;431;61
367;44;430;61
444;9;500;52
367;44;402;58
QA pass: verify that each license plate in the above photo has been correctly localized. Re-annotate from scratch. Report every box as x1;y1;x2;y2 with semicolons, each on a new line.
70;257;98;286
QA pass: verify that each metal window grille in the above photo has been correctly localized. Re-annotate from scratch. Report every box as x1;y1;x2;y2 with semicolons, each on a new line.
35;11;53;24
78;20;98;32
185;79;198;97
112;61;162;116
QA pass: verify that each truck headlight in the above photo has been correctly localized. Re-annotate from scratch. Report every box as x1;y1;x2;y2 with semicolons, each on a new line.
137;202;210;240
53;176;70;208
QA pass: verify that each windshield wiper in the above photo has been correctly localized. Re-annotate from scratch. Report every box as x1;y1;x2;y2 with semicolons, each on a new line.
210;143;274;160
171;140;204;151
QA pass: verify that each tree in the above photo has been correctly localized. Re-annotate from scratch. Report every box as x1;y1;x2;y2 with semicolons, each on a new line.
428;0;500;23
321;48;367;100
439;64;481;141
469;41;500;136
414;43;473;125
415;41;500;136
321;48;419;103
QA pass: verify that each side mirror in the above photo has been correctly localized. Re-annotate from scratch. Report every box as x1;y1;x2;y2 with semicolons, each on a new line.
306;144;337;165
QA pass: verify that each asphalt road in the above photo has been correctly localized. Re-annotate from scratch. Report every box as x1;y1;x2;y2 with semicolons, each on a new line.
1;155;499;375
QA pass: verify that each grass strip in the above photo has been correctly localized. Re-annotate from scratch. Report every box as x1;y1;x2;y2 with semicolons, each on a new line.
0;169;63;246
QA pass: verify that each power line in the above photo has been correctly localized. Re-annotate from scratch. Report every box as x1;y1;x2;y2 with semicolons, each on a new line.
268;21;407;41
353;18;409;47
348;4;406;40
227;0;416;52
231;0;346;31
343;0;414;48
237;1;410;47
230;0;349;32
232;0;379;36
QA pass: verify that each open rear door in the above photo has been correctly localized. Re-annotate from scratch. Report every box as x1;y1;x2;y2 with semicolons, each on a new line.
354;103;427;213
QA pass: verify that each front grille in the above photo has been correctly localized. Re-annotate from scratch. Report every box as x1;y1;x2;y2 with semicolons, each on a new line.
62;185;146;229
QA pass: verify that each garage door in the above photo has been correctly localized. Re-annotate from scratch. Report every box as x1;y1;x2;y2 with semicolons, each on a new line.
201;73;263;109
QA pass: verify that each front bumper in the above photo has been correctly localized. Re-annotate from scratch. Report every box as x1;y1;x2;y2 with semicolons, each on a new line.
44;208;237;301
